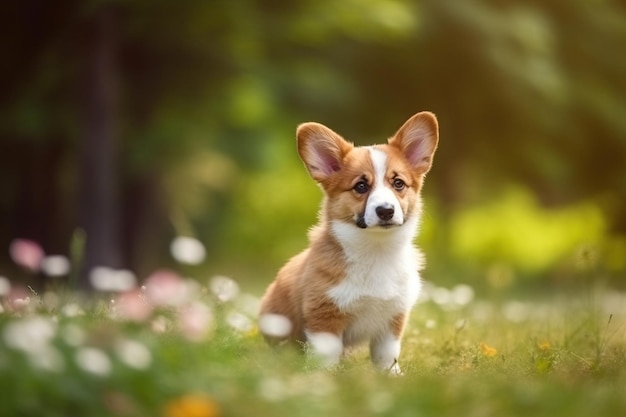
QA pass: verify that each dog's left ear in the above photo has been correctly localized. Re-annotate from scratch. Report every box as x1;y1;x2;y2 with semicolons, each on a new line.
297;122;353;182
388;112;439;175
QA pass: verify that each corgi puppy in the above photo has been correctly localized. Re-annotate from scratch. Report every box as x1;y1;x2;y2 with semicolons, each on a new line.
259;112;439;373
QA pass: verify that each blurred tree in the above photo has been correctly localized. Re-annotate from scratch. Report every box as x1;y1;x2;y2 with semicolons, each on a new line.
0;0;80;285
78;5;122;288
1;0;624;288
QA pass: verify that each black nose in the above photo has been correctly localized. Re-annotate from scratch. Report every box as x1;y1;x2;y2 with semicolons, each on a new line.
375;205;394;221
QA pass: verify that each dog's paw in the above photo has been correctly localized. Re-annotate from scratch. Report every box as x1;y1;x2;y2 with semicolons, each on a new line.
306;331;343;368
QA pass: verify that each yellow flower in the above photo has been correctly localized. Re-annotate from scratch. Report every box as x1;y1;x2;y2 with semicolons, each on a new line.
537;341;551;351
163;394;220;417
245;325;259;339
479;342;498;357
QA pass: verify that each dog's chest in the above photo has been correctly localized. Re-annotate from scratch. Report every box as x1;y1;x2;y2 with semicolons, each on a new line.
326;245;421;344
339;296;406;346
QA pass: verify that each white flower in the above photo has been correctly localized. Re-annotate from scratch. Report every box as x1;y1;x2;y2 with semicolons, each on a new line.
89;266;136;292
61;303;85;317
258;377;288;402
170;236;206;265
3;316;57;355
226;311;254;333
40;255;71;277
61;324;86;347
235;293;261;317
75;348;112;376
0;276;11;296
259;314;292;338
430;286;451;306
115;339;152;370
503;301;529;323
30;346;65;373
209;276;239;302
451;284;475;306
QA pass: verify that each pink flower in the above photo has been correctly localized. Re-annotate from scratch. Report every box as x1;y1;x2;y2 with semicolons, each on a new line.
9;239;44;272
179;302;214;342
144;269;189;307
5;285;32;312
116;290;153;322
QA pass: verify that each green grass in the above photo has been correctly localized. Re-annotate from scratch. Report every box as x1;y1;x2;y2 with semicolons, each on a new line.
1;281;625;417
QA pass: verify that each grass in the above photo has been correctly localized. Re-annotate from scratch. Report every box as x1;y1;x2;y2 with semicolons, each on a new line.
1;277;625;417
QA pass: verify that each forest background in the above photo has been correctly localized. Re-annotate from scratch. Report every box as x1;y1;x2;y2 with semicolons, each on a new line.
2;0;625;294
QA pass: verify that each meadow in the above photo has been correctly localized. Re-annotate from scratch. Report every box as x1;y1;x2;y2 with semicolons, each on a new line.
1;267;625;417
3;2;626;416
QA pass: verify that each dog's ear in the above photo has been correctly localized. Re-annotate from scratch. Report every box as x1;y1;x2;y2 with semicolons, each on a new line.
388;112;439;175
297;122;353;182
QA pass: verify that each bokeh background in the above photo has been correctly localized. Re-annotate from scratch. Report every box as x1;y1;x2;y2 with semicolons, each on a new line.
2;0;625;294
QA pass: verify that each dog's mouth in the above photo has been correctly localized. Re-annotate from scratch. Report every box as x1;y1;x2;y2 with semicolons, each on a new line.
355;215;400;230
356;216;367;229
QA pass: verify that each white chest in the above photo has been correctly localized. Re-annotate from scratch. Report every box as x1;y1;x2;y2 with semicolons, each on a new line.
326;247;421;310
325;227;422;345
325;219;424;343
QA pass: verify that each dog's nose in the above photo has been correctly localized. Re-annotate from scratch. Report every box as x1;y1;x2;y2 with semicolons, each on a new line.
375;204;394;221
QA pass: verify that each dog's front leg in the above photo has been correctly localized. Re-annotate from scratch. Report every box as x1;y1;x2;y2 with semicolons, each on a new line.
370;313;407;374
303;300;347;367
370;332;402;374
305;331;344;367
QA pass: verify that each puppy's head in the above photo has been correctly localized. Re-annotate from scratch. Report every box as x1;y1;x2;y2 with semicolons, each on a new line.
297;112;439;230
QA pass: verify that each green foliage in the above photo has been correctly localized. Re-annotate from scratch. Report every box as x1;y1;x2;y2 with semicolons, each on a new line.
450;187;606;273
1;0;625;288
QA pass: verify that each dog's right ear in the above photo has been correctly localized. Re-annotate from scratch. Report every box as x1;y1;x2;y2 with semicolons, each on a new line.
296;122;353;182
388;112;439;175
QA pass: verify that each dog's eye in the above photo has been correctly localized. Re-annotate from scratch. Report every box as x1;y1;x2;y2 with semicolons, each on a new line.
392;178;406;191
353;181;369;194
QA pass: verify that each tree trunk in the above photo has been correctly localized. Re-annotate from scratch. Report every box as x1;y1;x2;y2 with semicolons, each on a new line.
77;7;121;289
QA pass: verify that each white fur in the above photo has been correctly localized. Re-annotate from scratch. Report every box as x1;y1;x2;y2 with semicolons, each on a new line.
370;331;402;373
329;220;421;306
341;297;405;347
328;218;422;345
363;148;404;227
306;331;344;367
